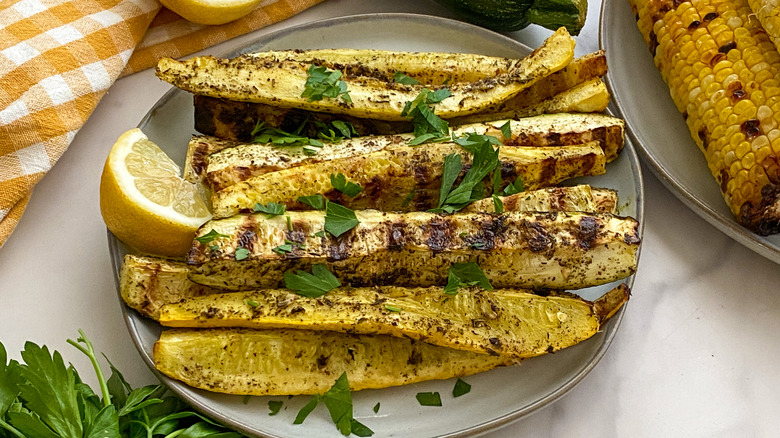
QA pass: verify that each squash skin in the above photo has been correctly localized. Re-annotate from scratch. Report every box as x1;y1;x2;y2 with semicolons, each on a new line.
434;0;588;35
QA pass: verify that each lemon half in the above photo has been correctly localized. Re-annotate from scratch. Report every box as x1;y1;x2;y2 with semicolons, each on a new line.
160;0;263;25
100;129;211;257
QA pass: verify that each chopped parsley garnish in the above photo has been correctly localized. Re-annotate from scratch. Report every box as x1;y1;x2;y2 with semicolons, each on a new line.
246;299;259;308
286;215;293;231
312;120;357;142
443;262;494;295
253;202;286;217
235;247;251;261
268;400;283;416
503;176;525;196
453;378;471;398
298;194;327;210
324;202;360;237
273;240;304;255
415;392;442;407
401;88;451;144
195;229;230;244
294;372;373;436
251;121;309;146
302;65;352;103
401;187;416;207
393;71;420;85
314;230;327;238
283;264;341;298
431;135;501;213
373;403;380;414
492;195;504;214
384;304;402;312
330;173;363;197
499;120;512;139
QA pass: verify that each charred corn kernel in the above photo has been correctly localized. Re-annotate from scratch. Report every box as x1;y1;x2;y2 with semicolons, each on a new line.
629;0;780;234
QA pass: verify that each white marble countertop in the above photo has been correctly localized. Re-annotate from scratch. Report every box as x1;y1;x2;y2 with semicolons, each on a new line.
2;0;780;437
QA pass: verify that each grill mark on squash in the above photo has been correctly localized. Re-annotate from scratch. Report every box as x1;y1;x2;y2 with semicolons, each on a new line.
425;216;454;252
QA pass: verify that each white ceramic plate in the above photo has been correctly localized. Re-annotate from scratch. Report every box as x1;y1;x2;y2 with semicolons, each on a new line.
111;13;644;438
600;0;780;263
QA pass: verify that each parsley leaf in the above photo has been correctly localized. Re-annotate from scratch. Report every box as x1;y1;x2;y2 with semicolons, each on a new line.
503;176;525;196
298;194;327;210
194;229;230;244
393;71;420;85
273;240;304;255
372;402;380;414
492;195;504;214
443;262;494;295
453;378;471;398
499;120;512;139
246;299;259;308
253;202;286;217
268;401;283;416
325;202;360;237
284;264;341;298
293;372;373;437
235;247;250;261
401;88;451;144
384;305;402;312
432;136;501;212
401;187;416;207
302;65;352;103
330;173;363;197
251;121;310;146
331;120;357;139
415;392;442;407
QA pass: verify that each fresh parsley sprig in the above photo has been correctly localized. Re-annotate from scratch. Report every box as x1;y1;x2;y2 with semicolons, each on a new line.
330;173;363;197
253;202;286;217
325;202;360;237
443;262;494;295
393;71;420;85
0;330;240;438
294;372;373;437
283;264;341;298
298;194;327;210
431;135;501;213
401;88;452;145
194;229;230;244
302;65;352;103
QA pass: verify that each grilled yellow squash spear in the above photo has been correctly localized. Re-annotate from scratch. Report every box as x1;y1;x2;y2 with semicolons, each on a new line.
157;284;630;358
187;210;640;291
210;142;606;217
631;0;780;234
155;28;575;121
191;51;608;141
155;328;516;396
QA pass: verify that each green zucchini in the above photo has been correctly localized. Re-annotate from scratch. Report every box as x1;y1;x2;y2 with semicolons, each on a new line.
435;0;588;35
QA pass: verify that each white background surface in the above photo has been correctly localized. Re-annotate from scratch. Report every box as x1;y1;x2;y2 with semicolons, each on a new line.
2;0;780;437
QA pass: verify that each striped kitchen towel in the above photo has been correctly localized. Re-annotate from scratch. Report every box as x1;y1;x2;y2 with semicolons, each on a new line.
0;0;324;248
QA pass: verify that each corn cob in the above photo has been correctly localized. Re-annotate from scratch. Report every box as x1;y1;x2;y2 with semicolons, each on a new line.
747;0;780;56
630;0;780;234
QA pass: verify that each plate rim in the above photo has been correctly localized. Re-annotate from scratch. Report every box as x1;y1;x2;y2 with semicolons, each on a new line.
117;11;645;438
598;0;780;263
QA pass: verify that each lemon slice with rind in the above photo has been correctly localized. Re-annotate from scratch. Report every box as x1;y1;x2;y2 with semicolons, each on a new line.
100;128;211;257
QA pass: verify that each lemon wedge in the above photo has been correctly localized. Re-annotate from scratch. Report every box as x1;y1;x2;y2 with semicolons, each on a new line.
160;0;263;25
100;128;211;257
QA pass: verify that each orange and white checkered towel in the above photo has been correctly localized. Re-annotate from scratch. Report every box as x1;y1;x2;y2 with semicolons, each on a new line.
0;0;324;248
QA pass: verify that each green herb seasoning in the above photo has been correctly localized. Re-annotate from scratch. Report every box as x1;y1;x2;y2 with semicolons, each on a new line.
235;247;250;261
293;372;373;436
443;262;494;295
195;229;230;244
452;378;472;398
330;173;363;197
324;202;360;237
268;400;283;416
301;65;352;103
283;264;341;298
298;194;328;210
415;392;442;407
253;202;286;217
401;88;452;144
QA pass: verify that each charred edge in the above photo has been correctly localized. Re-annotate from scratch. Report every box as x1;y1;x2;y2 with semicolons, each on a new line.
387;221;407;250
522;219;553;252
425;216;455;252
327;232;354;261
463;215;508;250
576;215;602;249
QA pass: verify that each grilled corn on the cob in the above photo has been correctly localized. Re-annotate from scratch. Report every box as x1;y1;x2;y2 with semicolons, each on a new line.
631;0;780;234
187;210;640;291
